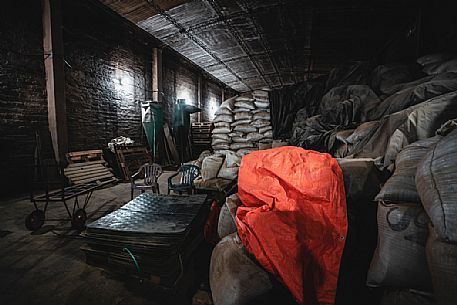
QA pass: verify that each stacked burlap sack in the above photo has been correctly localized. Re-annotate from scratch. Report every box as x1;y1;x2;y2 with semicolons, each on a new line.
188;150;241;191
212;90;273;157
289;53;457;168
367;121;457;305
416;127;457;305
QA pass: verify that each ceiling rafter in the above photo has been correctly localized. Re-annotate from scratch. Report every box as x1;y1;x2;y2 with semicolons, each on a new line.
236;0;284;87
159;10;247;41
205;0;270;88
277;0;297;84
145;0;252;91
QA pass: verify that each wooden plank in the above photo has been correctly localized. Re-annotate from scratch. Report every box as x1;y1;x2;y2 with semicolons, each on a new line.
192;122;211;126
66;160;105;168
65;168;110;179
117;148;148;155
67;149;102;157
163;123;179;163
72;173;115;185
71;172;113;184
67;154;101;162
64;163;107;173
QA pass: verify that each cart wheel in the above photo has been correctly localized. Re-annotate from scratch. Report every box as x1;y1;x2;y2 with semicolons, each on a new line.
25;210;45;231
71;209;87;230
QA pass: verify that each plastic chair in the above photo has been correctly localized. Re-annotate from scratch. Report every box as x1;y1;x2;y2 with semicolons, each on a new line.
130;163;163;199
168;164;200;195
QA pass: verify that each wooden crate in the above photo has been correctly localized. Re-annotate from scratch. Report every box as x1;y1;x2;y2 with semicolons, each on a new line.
114;145;152;181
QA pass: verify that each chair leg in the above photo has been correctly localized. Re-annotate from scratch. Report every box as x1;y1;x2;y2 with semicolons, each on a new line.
131;188;134;200
156;183;160;194
168;188;170;195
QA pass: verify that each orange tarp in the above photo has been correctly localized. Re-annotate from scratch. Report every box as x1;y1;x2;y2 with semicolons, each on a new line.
236;146;347;305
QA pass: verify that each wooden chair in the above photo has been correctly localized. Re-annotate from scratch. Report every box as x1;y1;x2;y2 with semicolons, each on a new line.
130;163;163;199
168;164;200;195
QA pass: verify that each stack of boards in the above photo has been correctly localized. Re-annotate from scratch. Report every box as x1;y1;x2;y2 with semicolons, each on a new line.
82;193;209;287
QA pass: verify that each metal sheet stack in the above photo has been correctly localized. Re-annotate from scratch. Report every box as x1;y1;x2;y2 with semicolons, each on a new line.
212;90;273;157
81;193;209;287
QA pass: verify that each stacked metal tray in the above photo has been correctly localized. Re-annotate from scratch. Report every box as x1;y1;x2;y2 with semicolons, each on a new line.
81;193;209;287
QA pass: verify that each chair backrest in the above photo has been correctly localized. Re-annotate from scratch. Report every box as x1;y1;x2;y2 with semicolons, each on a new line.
179;164;200;186
143;163;163;185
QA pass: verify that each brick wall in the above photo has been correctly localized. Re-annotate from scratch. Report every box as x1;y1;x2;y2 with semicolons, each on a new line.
202;81;222;122
0;0;48;197
0;0;237;197
162;49;237;125
63;0;152;151
162;50;199;124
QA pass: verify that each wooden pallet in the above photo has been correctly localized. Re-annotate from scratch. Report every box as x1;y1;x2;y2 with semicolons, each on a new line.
191;122;211;158
64;150;117;185
66;150;104;164
114;145;152;181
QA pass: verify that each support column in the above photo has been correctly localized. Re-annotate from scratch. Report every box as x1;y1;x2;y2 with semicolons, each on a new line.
152;47;163;103
197;74;202;122
42;0;67;163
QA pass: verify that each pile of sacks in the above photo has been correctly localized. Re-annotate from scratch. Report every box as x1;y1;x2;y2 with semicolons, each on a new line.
287;53;457;304
367;121;457;305
289;53;457;168
208;53;457;305
285;54;457;304
188;150;241;191
212;90;273;157
211;196;282;305
211;156;384;305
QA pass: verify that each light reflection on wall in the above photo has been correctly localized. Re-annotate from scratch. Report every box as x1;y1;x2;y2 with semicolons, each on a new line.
177;86;192;105
113;68;133;97
208;97;218;121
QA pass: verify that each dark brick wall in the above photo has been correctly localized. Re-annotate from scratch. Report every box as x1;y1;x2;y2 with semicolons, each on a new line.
162;49;199;124
0;0;236;197
0;0;48;196
201;81;222;122
162;48;237;125
63;0;152;151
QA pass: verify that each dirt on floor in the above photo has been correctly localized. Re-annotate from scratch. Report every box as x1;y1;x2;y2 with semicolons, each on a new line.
0;172;192;305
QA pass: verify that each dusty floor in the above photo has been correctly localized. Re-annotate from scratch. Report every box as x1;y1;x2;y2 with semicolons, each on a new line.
0;171;190;305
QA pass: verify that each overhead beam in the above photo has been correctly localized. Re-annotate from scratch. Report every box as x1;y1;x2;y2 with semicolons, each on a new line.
98;0;189;23
146;0;253;91
42;0;68;163
206;0;270;88
236;0;284;87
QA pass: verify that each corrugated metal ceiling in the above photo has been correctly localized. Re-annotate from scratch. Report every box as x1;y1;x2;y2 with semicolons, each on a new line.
99;0;419;92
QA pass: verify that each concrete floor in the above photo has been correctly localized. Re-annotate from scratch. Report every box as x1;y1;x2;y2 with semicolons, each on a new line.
0;171;189;305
